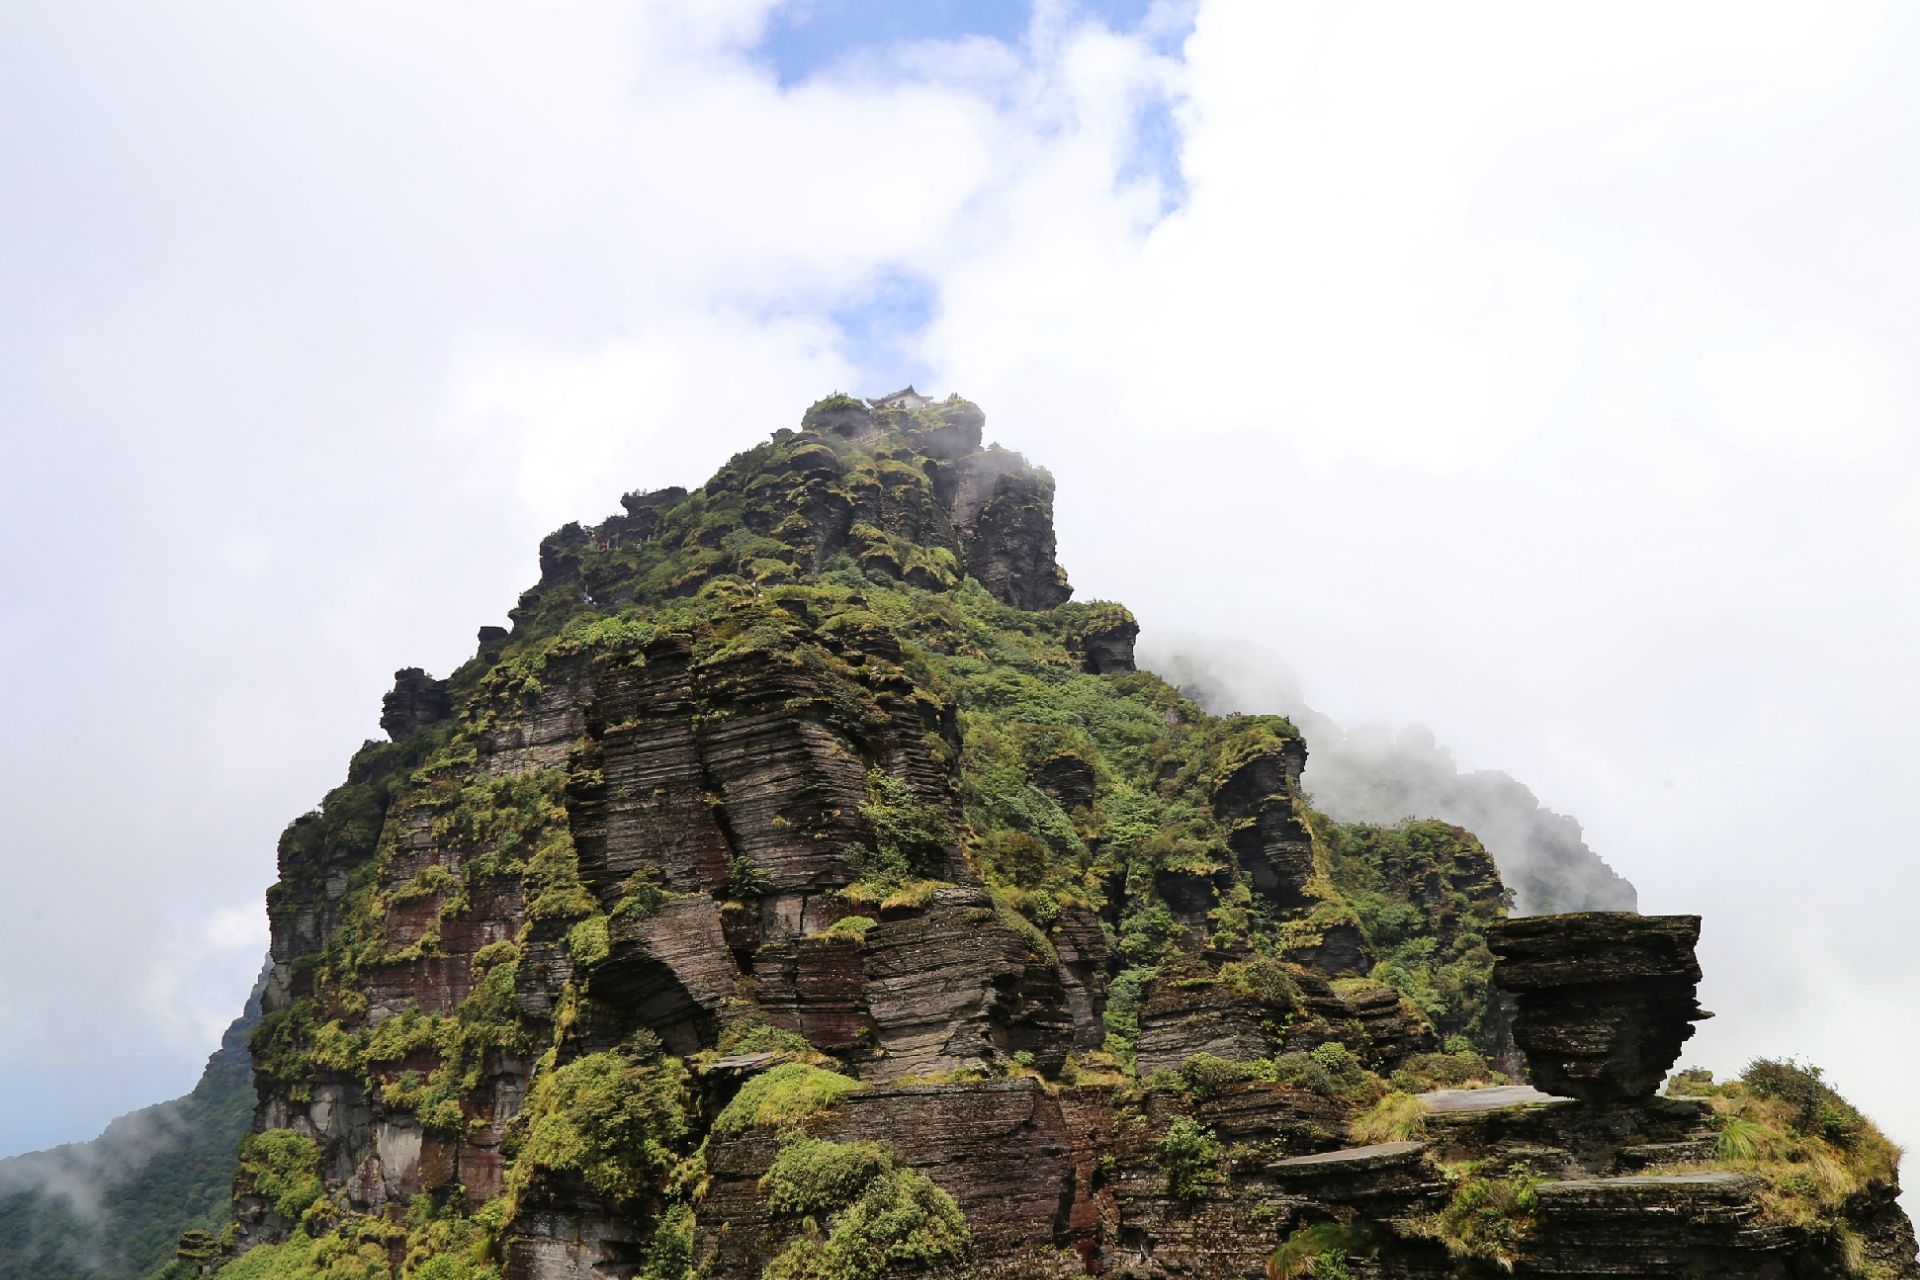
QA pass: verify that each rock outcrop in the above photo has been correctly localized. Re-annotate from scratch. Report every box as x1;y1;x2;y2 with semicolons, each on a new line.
379;667;452;740
191;394;1914;1280
1488;912;1709;1103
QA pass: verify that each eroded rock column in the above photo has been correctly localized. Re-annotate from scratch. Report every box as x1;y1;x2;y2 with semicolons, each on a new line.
1488;912;1710;1103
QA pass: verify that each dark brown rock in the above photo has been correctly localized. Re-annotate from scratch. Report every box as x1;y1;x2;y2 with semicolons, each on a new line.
1212;746;1318;910
1519;1172;1796;1277
905;396;986;460
1070;610;1139;675
380;667;451;740
860;889;1074;1080
800;394;880;440
1135;974;1274;1076
1050;904;1111;1052
934;447;1072;610
827;1079;1074;1260
1489;913;1709;1103
1033;752;1095;812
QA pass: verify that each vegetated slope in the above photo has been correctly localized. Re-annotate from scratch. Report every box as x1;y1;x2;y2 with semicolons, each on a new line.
0;972;262;1280
181;393;1912;1279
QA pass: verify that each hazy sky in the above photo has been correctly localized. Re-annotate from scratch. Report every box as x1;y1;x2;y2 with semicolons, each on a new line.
3;0;1916;1171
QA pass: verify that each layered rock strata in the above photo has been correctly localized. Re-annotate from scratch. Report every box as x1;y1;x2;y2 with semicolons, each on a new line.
202;395;1915;1280
1487;912;1709;1103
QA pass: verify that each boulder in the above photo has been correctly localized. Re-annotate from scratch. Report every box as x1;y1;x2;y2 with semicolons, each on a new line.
1488;912;1709;1103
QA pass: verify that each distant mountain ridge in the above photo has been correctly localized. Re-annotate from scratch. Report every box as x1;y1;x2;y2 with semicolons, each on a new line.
0;968;263;1280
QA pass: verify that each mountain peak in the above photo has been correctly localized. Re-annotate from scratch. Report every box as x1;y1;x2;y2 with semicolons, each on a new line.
507;392;1069;648
176;391;1917;1279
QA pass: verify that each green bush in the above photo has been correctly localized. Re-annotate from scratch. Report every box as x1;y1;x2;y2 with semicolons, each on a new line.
1152;1117;1223;1201
1431;1162;1540;1263
1268;1042;1375;1098
235;1130;324;1222
711;1018;817;1060
728;855;772;900
516;1046;691;1202
1101;966;1157;1066
1743;1058;1864;1147
1269;1223;1382;1279
821;915;877;942
762;1163;969;1280
640;1202;695;1280
762;1135;892;1215
615;865;671;917
856;769;955;884
1176;1053;1256;1101
1350;1091;1426;1144
712;1064;862;1137
1389;1049;1498;1093
1216;957;1302;1010
565;915;611;967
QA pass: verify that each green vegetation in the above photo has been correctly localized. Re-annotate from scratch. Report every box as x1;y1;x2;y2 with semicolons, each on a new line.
1267;1223;1382;1279
855;768;956;888
727;855;772;900
1388;1047;1502;1094
235;1130;324;1223
1666;1060;1901;1235
1152;1117;1224;1201
712;1063;863;1137
1170;1042;1387;1107
200;1199;502;1280
1427;1161;1541;1264
705;1018;821;1062
760;1134;970;1280
1100;966;1157;1066
512;1037;692;1203
1350;1091;1426;1145
1270;1043;1378;1100
640;1203;695;1280
819;915;877;942
762;1135;893;1216
1321;819;1504;1044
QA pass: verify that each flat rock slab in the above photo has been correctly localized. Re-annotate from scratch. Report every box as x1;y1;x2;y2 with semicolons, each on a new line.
1269;1141;1427;1172
1420;1085;1572;1114
1538;1172;1757;1202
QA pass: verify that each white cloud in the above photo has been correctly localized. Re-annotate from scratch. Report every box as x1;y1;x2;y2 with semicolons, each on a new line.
2;0;1916;1206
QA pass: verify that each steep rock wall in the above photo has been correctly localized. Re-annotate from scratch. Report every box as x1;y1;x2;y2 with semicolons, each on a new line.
196;394;1913;1280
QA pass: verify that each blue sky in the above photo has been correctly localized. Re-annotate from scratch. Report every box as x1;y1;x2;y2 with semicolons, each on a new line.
762;0;1168;83
761;0;1188;382
763;0;1035;81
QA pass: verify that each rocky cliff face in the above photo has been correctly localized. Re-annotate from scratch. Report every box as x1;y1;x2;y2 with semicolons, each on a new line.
193;394;1912;1280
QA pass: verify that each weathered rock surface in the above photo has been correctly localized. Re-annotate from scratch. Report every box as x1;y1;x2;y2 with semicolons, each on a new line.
216;394;1916;1280
1520;1173;1792;1277
1488;912;1709;1103
1068;608;1139;675
1212;744;1318;910
380;667;452;739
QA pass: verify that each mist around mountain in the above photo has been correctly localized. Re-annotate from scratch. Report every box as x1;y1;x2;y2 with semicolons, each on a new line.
1146;644;1636;916
0;970;263;1280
